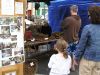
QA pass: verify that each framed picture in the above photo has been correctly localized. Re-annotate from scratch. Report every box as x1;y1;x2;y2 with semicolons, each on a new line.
0;17;14;25
14;55;24;64
11;42;17;48
14;50;23;56
1;26;10;34
11;35;17;41
2;49;12;58
2;59;11;66
2;70;18;75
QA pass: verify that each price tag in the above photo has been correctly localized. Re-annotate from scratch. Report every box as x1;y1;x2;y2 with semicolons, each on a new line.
44;38;48;40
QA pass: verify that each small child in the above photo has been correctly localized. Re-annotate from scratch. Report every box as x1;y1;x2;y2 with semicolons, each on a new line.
48;38;72;75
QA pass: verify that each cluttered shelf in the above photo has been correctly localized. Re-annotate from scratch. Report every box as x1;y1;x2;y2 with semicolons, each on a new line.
24;39;57;59
24;39;58;46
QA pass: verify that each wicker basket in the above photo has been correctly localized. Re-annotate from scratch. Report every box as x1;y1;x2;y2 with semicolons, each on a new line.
24;59;38;75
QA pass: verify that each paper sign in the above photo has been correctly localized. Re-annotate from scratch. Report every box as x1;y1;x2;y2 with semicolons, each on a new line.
1;0;14;15
15;2;23;14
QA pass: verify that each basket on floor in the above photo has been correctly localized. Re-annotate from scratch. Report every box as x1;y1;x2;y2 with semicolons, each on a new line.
24;59;38;75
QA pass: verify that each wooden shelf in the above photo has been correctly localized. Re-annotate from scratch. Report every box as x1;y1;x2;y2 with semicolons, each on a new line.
25;39;57;46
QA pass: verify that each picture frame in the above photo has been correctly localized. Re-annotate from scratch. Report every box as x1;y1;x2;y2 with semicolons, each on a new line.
2;69;18;75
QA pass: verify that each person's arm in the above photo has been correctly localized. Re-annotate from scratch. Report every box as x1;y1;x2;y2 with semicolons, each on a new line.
48;54;55;68
75;25;90;60
69;55;72;69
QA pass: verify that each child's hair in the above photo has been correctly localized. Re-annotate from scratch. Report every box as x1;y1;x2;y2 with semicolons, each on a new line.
55;38;68;59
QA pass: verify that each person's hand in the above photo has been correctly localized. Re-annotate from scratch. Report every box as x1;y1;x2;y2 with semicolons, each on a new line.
71;59;79;71
73;59;78;66
73;54;79;66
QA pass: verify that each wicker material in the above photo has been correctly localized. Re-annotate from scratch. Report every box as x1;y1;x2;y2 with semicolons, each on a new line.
24;59;38;75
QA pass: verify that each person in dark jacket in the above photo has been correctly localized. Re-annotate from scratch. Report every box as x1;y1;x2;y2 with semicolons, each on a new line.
41;21;52;36
61;5;81;43
61;5;81;71
74;6;100;75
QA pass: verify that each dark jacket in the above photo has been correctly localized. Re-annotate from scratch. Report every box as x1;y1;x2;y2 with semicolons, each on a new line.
61;15;81;43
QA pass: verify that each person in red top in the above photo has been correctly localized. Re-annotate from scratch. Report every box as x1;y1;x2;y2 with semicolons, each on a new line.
24;27;33;41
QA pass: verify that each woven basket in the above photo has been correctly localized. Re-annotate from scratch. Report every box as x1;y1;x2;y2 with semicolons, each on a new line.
24;59;38;75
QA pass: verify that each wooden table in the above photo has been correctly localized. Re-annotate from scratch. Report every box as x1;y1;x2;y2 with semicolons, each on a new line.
24;39;58;59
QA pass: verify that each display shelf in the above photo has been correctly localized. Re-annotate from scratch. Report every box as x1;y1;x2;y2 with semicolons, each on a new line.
25;39;57;59
25;39;58;46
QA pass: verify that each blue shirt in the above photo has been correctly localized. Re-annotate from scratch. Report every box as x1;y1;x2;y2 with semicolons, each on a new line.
75;24;100;61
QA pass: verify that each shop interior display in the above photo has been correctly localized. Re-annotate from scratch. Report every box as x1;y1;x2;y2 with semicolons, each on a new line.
24;15;62;57
0;0;27;75
49;32;63;40
25;15;63;41
24;1;63;74
0;16;25;67
25;18;51;41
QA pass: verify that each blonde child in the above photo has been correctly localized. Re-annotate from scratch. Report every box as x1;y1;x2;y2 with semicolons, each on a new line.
48;38;72;75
